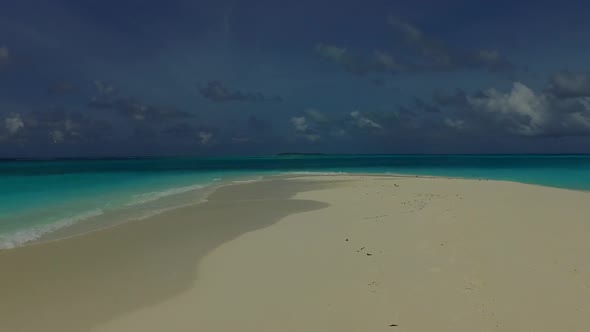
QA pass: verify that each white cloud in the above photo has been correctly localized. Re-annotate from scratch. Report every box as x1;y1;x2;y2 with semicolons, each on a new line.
565;112;590;130
5;114;24;135
546;71;590;98
453;81;590;136
51;130;64;143
198;131;213;145
314;43;348;62
560;97;590;131
467;82;548;135
290;116;322;141
444;118;465;130
372;51;404;72
304;134;321;142
290;116;309;132
478;50;500;64
0;46;9;66
350;111;382;129
93;80;117;97
303;109;328;123
386;16;513;73
63;118;82;137
387;16;423;42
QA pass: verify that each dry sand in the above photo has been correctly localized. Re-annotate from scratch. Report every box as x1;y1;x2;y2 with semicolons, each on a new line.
0;175;589;331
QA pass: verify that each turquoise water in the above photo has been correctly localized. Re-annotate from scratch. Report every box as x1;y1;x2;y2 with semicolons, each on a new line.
1;155;590;249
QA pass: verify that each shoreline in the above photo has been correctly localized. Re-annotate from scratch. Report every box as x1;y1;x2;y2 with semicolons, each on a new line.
0;176;333;331
3;171;589;251
0;173;269;250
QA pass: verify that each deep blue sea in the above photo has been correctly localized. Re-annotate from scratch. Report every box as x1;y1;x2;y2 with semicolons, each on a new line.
1;154;590;249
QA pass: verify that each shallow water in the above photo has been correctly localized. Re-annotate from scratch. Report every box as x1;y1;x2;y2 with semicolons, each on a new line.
1;154;589;249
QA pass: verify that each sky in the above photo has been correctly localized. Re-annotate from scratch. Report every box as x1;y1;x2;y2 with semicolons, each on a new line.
2;0;590;157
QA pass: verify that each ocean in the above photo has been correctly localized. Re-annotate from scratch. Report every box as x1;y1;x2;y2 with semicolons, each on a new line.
1;154;589;249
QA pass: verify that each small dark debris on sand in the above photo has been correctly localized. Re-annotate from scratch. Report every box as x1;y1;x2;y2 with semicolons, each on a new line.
363;214;388;220
389;323;398;327
366;253;372;256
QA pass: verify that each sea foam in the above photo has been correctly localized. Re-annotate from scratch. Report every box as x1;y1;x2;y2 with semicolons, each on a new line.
0;181;219;250
286;171;348;175
0;209;104;250
231;176;264;184
125;184;207;206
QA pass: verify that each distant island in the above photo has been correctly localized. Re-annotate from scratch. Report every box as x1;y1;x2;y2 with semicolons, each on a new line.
276;153;327;156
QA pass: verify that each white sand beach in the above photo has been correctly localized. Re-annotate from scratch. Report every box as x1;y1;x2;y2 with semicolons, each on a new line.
1;175;589;331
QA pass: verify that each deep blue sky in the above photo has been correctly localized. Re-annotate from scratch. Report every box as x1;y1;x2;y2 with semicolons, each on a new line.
2;0;590;157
